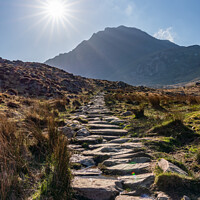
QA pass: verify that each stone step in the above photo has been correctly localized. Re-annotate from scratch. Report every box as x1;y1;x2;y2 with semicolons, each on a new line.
118;173;155;190
102;157;151;167
73;168;102;176
108;138;130;144
72;176;122;200
103;163;151;176
112;152;152;160
115;195;152;200
104;116;121;122
88;124;120;129
87;114;108;118
88;120;111;125
90;129;128;136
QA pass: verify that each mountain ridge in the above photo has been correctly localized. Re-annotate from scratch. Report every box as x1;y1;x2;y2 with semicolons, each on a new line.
45;26;178;80
45;26;200;86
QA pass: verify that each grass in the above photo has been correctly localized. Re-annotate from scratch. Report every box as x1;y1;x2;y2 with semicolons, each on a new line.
0;92;82;199
104;88;200;191
155;173;200;197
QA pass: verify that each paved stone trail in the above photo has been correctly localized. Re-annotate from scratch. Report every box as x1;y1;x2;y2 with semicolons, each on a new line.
70;93;155;200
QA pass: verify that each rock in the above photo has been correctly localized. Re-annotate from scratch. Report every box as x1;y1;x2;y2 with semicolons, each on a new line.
72;177;121;200
76;128;90;136
110;119;125;125
108;138;130;144
122;111;132;116
88;120;110;125
73;168;102;176
118;173;155;190
157;192;170;200
182;195;190;200
116;195;152;200
158;158;188;176
59;126;75;138
90;129;128;136
89;124;120;129
104;116;120;122
104;163;150;176
70;154;95;167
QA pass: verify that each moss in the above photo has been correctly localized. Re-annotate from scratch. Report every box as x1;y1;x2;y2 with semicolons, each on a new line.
155;173;200;194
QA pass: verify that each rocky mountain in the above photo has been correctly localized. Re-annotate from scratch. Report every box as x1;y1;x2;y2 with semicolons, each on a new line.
0;58;132;98
45;26;200;87
45;26;178;82
116;45;200;86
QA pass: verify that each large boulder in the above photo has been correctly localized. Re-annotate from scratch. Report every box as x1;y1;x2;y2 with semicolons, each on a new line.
158;159;188;176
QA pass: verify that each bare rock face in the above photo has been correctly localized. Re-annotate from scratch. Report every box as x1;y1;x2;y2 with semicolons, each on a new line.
158;158;188;176
72;177;122;200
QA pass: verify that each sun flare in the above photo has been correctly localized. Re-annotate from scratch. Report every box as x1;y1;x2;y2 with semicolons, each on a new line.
45;0;66;19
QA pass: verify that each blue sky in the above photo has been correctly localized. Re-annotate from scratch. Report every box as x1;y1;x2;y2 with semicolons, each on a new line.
0;0;199;62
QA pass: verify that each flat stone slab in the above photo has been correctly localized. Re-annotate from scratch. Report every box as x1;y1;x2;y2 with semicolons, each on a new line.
118;173;155;190
73;177;121;200
89;124;120;129
90;129;128;136
88;143;143;151
104;116;120;122
109;138;131;144
104;163;151;176
102;157;151;167
88;121;110;125
87;114;108;118
70;154;95;167
110;119;125;125
73;168;102;176
115;195;152;200
112;152;151;160
75;135;105;144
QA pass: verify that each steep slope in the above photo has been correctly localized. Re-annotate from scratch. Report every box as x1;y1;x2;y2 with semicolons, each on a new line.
45;26;178;80
0;58;132;98
117;45;200;86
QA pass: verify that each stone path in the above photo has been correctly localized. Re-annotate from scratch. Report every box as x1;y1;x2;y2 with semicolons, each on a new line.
70;93;155;200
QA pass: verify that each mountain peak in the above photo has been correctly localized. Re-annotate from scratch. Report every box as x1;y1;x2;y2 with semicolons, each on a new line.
45;26;182;86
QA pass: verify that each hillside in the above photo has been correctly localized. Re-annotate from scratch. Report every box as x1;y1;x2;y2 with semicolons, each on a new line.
118;45;200;86
0;57;132;98
45;26;179;84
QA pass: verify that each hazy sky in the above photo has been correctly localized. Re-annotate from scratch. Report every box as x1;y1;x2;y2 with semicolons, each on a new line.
0;0;199;62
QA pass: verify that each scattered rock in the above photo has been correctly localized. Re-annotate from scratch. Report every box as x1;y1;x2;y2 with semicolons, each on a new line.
122;111;132;116
182;195;190;200
76;128;90;137
110;119;125;125
158;158;188;176
157;192;170;200
59;126;75;138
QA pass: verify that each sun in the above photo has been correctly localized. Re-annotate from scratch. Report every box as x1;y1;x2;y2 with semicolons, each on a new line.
45;0;66;19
